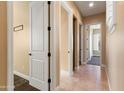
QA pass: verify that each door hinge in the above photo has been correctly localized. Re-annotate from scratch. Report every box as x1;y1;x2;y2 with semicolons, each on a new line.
48;78;51;83
48;52;51;57
48;26;51;31
48;1;51;5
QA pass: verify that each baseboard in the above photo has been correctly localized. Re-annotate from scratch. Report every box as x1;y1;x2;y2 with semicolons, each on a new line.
14;71;29;81
77;65;80;69
75;65;80;70
60;70;69;75
68;70;73;76
7;85;14;91
54;86;61;91
101;64;106;68
105;67;111;91
83;62;87;64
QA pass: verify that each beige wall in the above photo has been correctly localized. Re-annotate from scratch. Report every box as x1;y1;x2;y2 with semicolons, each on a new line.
13;2;29;76
106;2;124;90
0;1;7;90
83;13;106;65
60;7;68;71
55;1;83;86
66;1;83;24
67;2;83;67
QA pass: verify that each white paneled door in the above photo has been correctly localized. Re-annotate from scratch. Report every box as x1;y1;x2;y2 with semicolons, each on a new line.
29;2;48;90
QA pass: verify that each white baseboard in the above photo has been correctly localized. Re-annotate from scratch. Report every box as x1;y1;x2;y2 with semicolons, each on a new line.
77;66;80;69
68;70;73;76
101;64;106;68
7;85;14;91
60;70;73;77
105;67;111;91
83;62;87;64
75;65;80;70
60;70;68;75
14;71;29;81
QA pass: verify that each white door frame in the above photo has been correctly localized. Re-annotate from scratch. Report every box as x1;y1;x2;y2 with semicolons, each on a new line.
87;23;103;66
7;2;14;91
61;1;73;76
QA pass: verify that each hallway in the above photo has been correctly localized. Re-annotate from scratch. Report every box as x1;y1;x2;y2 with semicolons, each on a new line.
56;65;109;91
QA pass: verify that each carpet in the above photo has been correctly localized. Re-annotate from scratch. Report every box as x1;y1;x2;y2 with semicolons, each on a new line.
87;56;100;66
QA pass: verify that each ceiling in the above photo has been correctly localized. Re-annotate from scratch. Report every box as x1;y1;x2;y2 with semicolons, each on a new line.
74;1;106;17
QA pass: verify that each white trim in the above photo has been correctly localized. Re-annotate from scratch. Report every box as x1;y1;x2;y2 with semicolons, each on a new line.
101;65;111;90
61;1;73;76
29;2;32;84
83;62;87;64
101;64;106;68
60;70;70;76
86;23;103;66
14;71;29;81
60;70;73;77
105;67;111;91
7;2;14;91
75;65;80;70
50;1;56;90
77;66;80;70
50;2;57;91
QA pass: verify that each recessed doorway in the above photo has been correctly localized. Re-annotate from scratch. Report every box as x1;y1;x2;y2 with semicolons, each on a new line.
87;24;101;66
73;16;77;71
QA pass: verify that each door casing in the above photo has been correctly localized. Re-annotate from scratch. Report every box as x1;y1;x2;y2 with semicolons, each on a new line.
84;23;102;66
61;1;73;76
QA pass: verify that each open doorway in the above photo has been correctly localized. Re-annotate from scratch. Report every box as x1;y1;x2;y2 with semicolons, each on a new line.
79;24;82;66
73;16;77;71
13;2;37;91
11;1;50;91
87;24;101;66
58;2;73;89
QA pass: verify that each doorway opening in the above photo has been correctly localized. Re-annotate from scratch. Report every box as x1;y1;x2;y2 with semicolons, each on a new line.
73;16;77;71
58;2;73;89
87;24;101;66
7;1;50;91
79;24;82;66
13;2;39;91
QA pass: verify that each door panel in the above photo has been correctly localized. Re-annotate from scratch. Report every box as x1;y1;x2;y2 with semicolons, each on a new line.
30;2;48;91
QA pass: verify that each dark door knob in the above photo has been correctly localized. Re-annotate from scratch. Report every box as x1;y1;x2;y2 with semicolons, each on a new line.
29;53;32;56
